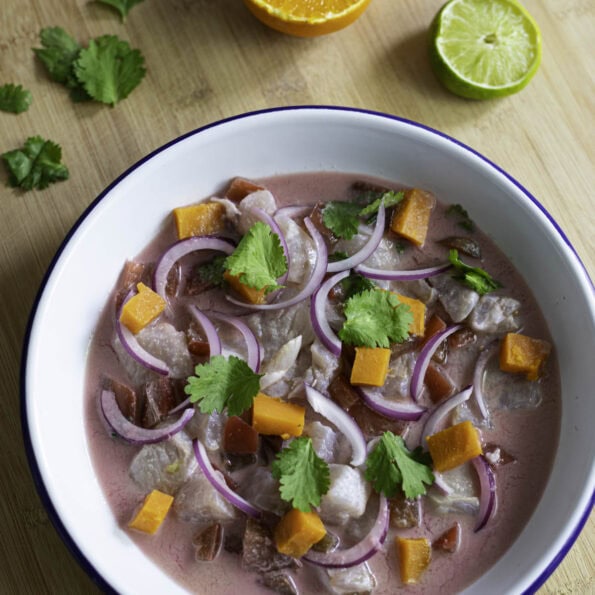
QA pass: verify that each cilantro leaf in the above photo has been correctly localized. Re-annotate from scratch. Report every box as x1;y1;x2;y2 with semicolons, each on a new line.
339;289;413;348
322;201;362;240
33;27;84;96
272;437;330;512
359;190;404;218
225;221;288;293
328;250;349;263
2;136;69;190
74;35;146;106
0;84;32;114
185;355;262;416
341;272;377;300
196;255;226;287
446;204;475;232
449;249;501;295
95;0;145;22
365;432;434;499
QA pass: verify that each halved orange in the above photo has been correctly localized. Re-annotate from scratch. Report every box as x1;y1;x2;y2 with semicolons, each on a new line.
243;0;372;37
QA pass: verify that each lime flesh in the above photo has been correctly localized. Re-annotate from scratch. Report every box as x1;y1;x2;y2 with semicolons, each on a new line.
430;0;542;99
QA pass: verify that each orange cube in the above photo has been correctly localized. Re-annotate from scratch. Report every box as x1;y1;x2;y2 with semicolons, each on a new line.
350;347;391;387
274;508;326;558
173;202;226;239
223;271;267;304
390;188;435;246
128;489;174;535
499;333;551;381
252;393;305;438
397;537;431;584
119;282;166;334
426;420;483;472
393;294;426;336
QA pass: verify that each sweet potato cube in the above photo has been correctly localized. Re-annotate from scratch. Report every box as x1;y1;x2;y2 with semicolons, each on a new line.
252;393;305;438
223;271;267;305
173;202;226;239
274;508;326;558
426;421;483;472
390;188;435;246
119;282;166;334
350;347;391;387
128;489;174;535
499;333;551;381
393;294;426;336
397;537;431;584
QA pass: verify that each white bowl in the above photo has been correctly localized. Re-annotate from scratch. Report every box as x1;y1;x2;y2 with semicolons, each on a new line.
22;107;595;594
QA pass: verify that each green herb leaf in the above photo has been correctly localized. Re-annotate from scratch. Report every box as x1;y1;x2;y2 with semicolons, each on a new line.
225;221;288;293
185;355;262;416
196;255;227;287
339;289;413;348
341;272;377;300
322;201;362;240
449;249;501;295
34;27;82;88
272;437;330;512
328;250;349;263
359;190;404;218
446;203;475;232
74;35;146;106
0;84;32;114
95;0;145;22
365;432;434;499
2;136;69;190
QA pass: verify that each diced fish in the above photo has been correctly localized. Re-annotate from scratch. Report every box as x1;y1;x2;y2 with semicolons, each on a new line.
238;466;288;517
242;518;298;573
184;410;227;451
326;562;377;594
129;431;196;494
237;190;278;234
260;336;303;391
429;273;480;323
320;465;371;525
276;215;316;285
469;295;521;334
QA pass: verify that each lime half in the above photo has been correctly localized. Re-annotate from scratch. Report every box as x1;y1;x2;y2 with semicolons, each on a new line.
429;0;542;100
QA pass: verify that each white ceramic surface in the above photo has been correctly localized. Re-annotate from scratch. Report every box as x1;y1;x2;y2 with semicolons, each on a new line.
22;107;595;595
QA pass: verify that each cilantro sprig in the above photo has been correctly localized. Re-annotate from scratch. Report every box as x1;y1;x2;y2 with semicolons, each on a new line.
95;0;145;22
225;221;288;293
339;289;413;348
0;84;32;114
185;355;262;416
34;27;145;106
272;437;330;512
449;249;501;295
2;136;69;191
365;432;434;499
446;204;475;232
322;190;404;238
341;272;377;300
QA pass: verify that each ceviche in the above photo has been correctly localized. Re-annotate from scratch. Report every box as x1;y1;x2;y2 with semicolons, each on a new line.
85;172;560;594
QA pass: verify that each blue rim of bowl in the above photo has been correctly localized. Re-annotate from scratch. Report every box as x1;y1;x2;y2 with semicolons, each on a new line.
20;105;594;594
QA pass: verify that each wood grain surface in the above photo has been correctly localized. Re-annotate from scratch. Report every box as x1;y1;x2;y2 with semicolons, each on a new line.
0;0;593;593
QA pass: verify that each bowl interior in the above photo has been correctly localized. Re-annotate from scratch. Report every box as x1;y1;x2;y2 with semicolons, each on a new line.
23;107;595;595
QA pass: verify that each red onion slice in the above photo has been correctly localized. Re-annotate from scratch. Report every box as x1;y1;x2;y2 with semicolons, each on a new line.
303;495;388;568
274;205;312;220
153;236;235;299
356;386;426;421
472;455;497;532
327;202;386;273
310;270;351;356
206;311;262;372
410;324;463;402
116;290;169;376
188;305;222;357
250;206;290;286
101;389;194;444
305;383;366;467
420;385;473;446
226;217;328;311
355;262;452;281
473;343;498;419
192;439;262;519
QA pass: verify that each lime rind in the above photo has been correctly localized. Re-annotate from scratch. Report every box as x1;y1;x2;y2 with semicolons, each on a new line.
430;0;542;100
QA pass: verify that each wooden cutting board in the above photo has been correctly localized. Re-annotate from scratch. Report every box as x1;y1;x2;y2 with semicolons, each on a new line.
0;0;592;592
